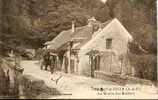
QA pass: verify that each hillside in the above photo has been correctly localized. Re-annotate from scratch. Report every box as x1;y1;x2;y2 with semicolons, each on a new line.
0;0;156;54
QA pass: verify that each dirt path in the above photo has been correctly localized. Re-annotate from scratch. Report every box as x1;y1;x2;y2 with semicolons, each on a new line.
21;60;158;99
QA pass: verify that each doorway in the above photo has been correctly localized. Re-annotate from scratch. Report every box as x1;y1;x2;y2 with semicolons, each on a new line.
90;55;100;77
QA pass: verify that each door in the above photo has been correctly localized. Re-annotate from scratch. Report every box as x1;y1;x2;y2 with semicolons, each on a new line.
70;59;75;73
91;56;100;77
95;55;100;70
100;53;112;73
64;56;68;73
90;56;95;77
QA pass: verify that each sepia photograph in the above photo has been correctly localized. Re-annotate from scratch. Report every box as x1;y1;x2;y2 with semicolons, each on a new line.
0;0;157;99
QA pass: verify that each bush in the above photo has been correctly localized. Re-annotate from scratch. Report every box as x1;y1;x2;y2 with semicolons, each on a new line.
128;53;157;81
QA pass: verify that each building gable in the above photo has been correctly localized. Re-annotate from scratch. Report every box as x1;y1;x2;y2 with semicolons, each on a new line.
80;18;133;56
101;18;133;42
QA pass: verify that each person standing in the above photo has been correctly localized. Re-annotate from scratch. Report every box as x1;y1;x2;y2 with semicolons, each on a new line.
49;55;56;74
41;49;50;70
44;51;50;70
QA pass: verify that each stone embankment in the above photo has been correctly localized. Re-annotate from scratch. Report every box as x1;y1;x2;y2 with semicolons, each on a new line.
20;74;60;99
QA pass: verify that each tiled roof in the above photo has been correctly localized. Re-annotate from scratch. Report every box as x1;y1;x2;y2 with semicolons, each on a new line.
48;30;72;50
47;19;112;51
72;20;112;50
48;25;93;50
71;26;94;50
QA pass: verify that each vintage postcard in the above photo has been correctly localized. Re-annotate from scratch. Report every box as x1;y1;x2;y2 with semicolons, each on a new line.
0;0;157;99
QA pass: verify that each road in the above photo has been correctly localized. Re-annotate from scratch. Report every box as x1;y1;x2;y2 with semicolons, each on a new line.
21;60;158;99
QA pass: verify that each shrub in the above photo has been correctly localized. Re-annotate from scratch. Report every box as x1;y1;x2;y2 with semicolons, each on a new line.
128;53;157;81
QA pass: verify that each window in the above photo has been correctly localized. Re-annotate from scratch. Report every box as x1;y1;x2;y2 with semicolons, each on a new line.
106;38;112;49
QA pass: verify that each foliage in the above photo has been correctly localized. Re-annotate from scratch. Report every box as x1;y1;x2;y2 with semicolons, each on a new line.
106;0;157;54
0;0;156;82
107;0;157;81
0;0;108;50
128;53;157;81
0;0;156;56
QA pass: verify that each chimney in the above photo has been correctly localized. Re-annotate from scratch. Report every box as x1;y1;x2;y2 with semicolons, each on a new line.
88;17;97;27
71;21;75;33
88;17;101;33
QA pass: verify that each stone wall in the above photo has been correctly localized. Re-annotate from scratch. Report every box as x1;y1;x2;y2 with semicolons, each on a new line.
21;74;60;99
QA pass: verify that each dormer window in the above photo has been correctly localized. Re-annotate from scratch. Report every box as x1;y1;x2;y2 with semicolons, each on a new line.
106;38;112;49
